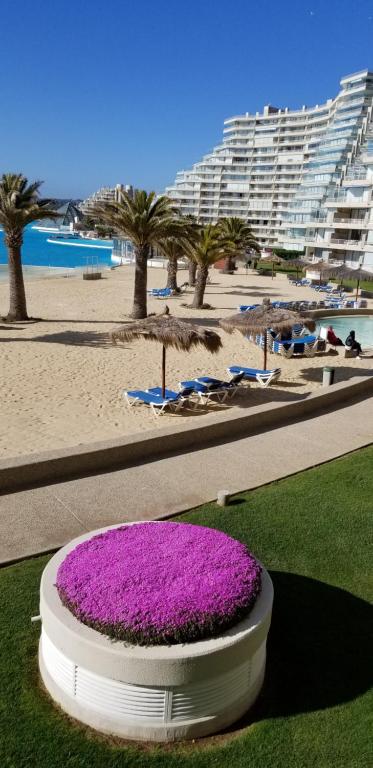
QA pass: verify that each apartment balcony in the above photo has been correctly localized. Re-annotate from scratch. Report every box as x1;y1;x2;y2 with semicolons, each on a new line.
280;217;327;229
302;236;372;252
325;190;372;207
328;238;366;250
342;177;372;187
344;166;371;178
359;152;373;164
304;164;339;174
332;217;370;228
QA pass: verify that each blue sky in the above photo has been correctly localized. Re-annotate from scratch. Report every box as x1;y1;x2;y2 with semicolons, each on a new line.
1;0;373;198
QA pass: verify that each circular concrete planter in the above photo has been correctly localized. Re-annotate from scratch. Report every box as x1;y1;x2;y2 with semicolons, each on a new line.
39;523;273;742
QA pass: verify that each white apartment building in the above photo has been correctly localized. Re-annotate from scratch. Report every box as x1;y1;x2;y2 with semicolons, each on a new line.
79;184;134;215
281;71;373;272
166;70;373;270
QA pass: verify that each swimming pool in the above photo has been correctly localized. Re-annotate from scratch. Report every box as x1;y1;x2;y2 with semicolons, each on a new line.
318;315;373;347
0;226;113;271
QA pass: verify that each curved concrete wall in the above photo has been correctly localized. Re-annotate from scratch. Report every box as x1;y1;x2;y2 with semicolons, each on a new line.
1;375;372;494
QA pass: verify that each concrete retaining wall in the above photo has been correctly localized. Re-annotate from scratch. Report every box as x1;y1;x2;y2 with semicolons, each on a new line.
310;308;373;319
1;375;372;494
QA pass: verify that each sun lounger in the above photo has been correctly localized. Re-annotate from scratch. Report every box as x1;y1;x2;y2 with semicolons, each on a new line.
273;334;318;358
239;304;259;312
178;379;231;403
147;287;172;298
227;366;281;387
123;387;192;416
196;371;245;397
178;372;245;403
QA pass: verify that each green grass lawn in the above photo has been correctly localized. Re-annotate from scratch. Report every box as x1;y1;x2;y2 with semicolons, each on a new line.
256;264;373;292
1;447;372;768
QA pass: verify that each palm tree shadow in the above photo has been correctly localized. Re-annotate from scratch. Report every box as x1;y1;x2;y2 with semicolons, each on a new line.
228;571;372;733
225;290;278;297
31;331;113;348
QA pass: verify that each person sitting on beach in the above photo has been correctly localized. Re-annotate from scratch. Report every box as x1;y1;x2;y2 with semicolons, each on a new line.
327;326;343;346
280;328;292;351
345;330;363;358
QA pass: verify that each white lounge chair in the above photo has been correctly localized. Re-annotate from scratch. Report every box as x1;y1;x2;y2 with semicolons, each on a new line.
123;387;193;417
227;366;281;388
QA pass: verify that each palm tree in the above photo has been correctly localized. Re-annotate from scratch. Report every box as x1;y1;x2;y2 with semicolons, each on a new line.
158;236;190;293
217;217;260;274
186;225;224;309
182;214;200;286
0;174;59;321
188;259;197;287
91;190;184;318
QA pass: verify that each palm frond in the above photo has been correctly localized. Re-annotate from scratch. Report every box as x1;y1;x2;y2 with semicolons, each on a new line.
89;190;189;250
0;174;60;233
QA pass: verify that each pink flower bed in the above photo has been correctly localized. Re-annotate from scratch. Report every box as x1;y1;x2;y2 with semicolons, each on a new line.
56;522;262;645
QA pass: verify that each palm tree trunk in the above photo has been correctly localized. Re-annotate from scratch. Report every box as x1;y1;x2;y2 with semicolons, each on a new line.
166;256;179;292
188;260;197;286
131;245;149;318
7;244;28;321
192;264;208;308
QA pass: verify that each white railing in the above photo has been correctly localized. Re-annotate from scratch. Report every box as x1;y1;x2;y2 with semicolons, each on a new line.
328;238;365;247
333;217;367;226
326;190;370;202
345;170;369;180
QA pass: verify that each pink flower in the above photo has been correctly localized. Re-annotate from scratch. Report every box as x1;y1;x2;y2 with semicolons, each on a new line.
56;522;261;645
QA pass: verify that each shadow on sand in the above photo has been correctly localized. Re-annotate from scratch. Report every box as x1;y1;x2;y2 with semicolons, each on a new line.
301;364;373;384
0;330;114;348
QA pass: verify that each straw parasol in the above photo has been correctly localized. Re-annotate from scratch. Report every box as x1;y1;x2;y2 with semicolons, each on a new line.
111;307;222;397
286;257;310;280
220;298;316;369
269;253;286;280
326;264;373;299
260;253;286;279
307;260;340;285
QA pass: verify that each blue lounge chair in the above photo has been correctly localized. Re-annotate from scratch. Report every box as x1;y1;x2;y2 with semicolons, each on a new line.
196;371;245;397
273;334;318;358
178;379;227;403
147;287;172;298
227;366;281;388
123;387;192;416
239;304;259;312
179;371;245;403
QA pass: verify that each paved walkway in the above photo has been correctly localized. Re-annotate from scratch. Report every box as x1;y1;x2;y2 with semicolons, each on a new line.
1;394;372;565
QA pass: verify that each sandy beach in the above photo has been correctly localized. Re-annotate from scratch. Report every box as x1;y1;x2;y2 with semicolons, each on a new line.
1;265;372;460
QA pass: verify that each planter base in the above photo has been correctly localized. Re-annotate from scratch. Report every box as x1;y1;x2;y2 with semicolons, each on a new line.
39;633;266;741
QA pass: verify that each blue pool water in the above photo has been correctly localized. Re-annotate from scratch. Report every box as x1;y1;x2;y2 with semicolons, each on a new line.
0;227;113;270
318;315;373;347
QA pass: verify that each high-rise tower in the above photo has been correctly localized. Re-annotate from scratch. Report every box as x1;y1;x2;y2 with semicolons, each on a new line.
166;70;373;270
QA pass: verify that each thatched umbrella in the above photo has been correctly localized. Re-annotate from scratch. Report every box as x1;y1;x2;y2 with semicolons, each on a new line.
111;307;222;397
307;260;339;286
326;264;373;300
268;253;286;280
286;257;310;280
220;298;316;369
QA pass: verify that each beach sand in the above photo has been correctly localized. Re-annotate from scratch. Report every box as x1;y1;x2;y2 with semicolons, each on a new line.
1;265;372;459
